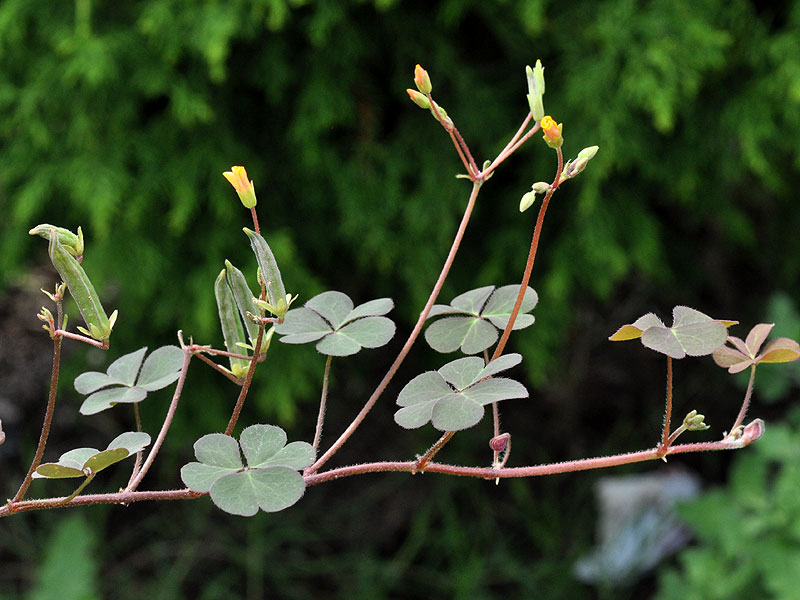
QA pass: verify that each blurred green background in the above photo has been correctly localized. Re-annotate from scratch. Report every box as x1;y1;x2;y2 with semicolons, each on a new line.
2;0;800;598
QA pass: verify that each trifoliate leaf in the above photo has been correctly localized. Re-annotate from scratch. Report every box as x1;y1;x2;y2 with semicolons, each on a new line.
180;424;313;516
610;306;734;359
424;285;537;355
394;354;527;431
74;346;184;414
276;291;396;357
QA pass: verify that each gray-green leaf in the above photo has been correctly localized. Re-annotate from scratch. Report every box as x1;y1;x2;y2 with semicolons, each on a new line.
424;285;537;355
209;467;306;517
276;291;396;356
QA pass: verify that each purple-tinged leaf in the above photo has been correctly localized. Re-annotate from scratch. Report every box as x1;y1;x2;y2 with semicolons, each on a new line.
713;345;753;373
728;336;750;356
745;323;775;356
758;337;800;364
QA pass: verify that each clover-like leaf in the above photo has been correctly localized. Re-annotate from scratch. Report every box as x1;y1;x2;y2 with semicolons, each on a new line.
275;291;395;357
33;432;151;479
209;468;306;517
394;353;528;431
180;424;313;516
610;306;736;359
713;323;800;373
75;346;184;415
424;285;538;354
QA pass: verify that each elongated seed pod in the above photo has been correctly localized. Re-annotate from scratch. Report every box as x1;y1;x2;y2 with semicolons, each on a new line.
224;260;264;352
30;224;84;257
48;232;113;341
243;228;287;317
214;269;250;378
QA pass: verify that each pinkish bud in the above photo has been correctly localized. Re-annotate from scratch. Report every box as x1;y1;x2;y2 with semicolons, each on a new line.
740;419;765;445
489;434;509;453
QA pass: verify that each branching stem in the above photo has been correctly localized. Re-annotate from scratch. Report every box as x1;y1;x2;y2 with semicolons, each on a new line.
126;349;193;491
224;323;266;435
307;180;483;474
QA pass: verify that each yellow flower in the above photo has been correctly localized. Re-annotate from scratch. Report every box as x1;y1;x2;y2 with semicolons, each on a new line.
540;115;563;149
223;166;257;208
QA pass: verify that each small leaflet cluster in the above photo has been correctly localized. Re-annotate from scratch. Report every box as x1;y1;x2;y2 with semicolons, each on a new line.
275;291;395;357
74;346;185;415
181;424;314;516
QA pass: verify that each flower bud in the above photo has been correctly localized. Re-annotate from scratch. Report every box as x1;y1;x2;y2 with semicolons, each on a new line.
532;181;552;194
490;435;508;453
526;60;546;121
414;64;432;94
519;191;537;213
683;410;710;431
223;166;257;209
740;419;765;444
406;88;431;109
540;115;563;149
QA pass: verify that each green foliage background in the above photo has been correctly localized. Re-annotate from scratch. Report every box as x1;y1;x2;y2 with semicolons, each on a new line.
1;0;800;598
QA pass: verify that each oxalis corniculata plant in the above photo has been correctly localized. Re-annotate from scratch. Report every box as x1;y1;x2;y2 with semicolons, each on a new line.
2;62;799;518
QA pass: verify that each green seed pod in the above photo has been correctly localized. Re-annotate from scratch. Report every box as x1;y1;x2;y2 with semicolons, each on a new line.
224;259;265;354
214;269;250;378
30;224;84;257
243;228;287;318
48;232;115;341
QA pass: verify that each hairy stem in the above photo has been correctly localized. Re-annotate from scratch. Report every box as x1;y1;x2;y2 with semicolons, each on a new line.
126;403;144;488
63;474;95;504
12;336;63;502
193;352;244;385
250;206;260;235
307;181;484;474
483;116;540;178
310;356;333;461
658;356;673;456
126;349;193;491
224;323;266;435
729;363;757;435
492;146;564;360
419;147;565;466
1;436;762;517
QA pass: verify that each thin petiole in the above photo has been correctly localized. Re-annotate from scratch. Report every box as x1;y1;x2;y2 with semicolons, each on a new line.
62;474;95;504
659;356;673;456
308;356;333;467
728;364;757;436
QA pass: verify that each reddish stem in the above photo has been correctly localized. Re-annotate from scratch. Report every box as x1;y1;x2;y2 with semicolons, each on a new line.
658;357;673;456
12;336;63;502
307;181;483;474
126;349;193;491
224;323;266;435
